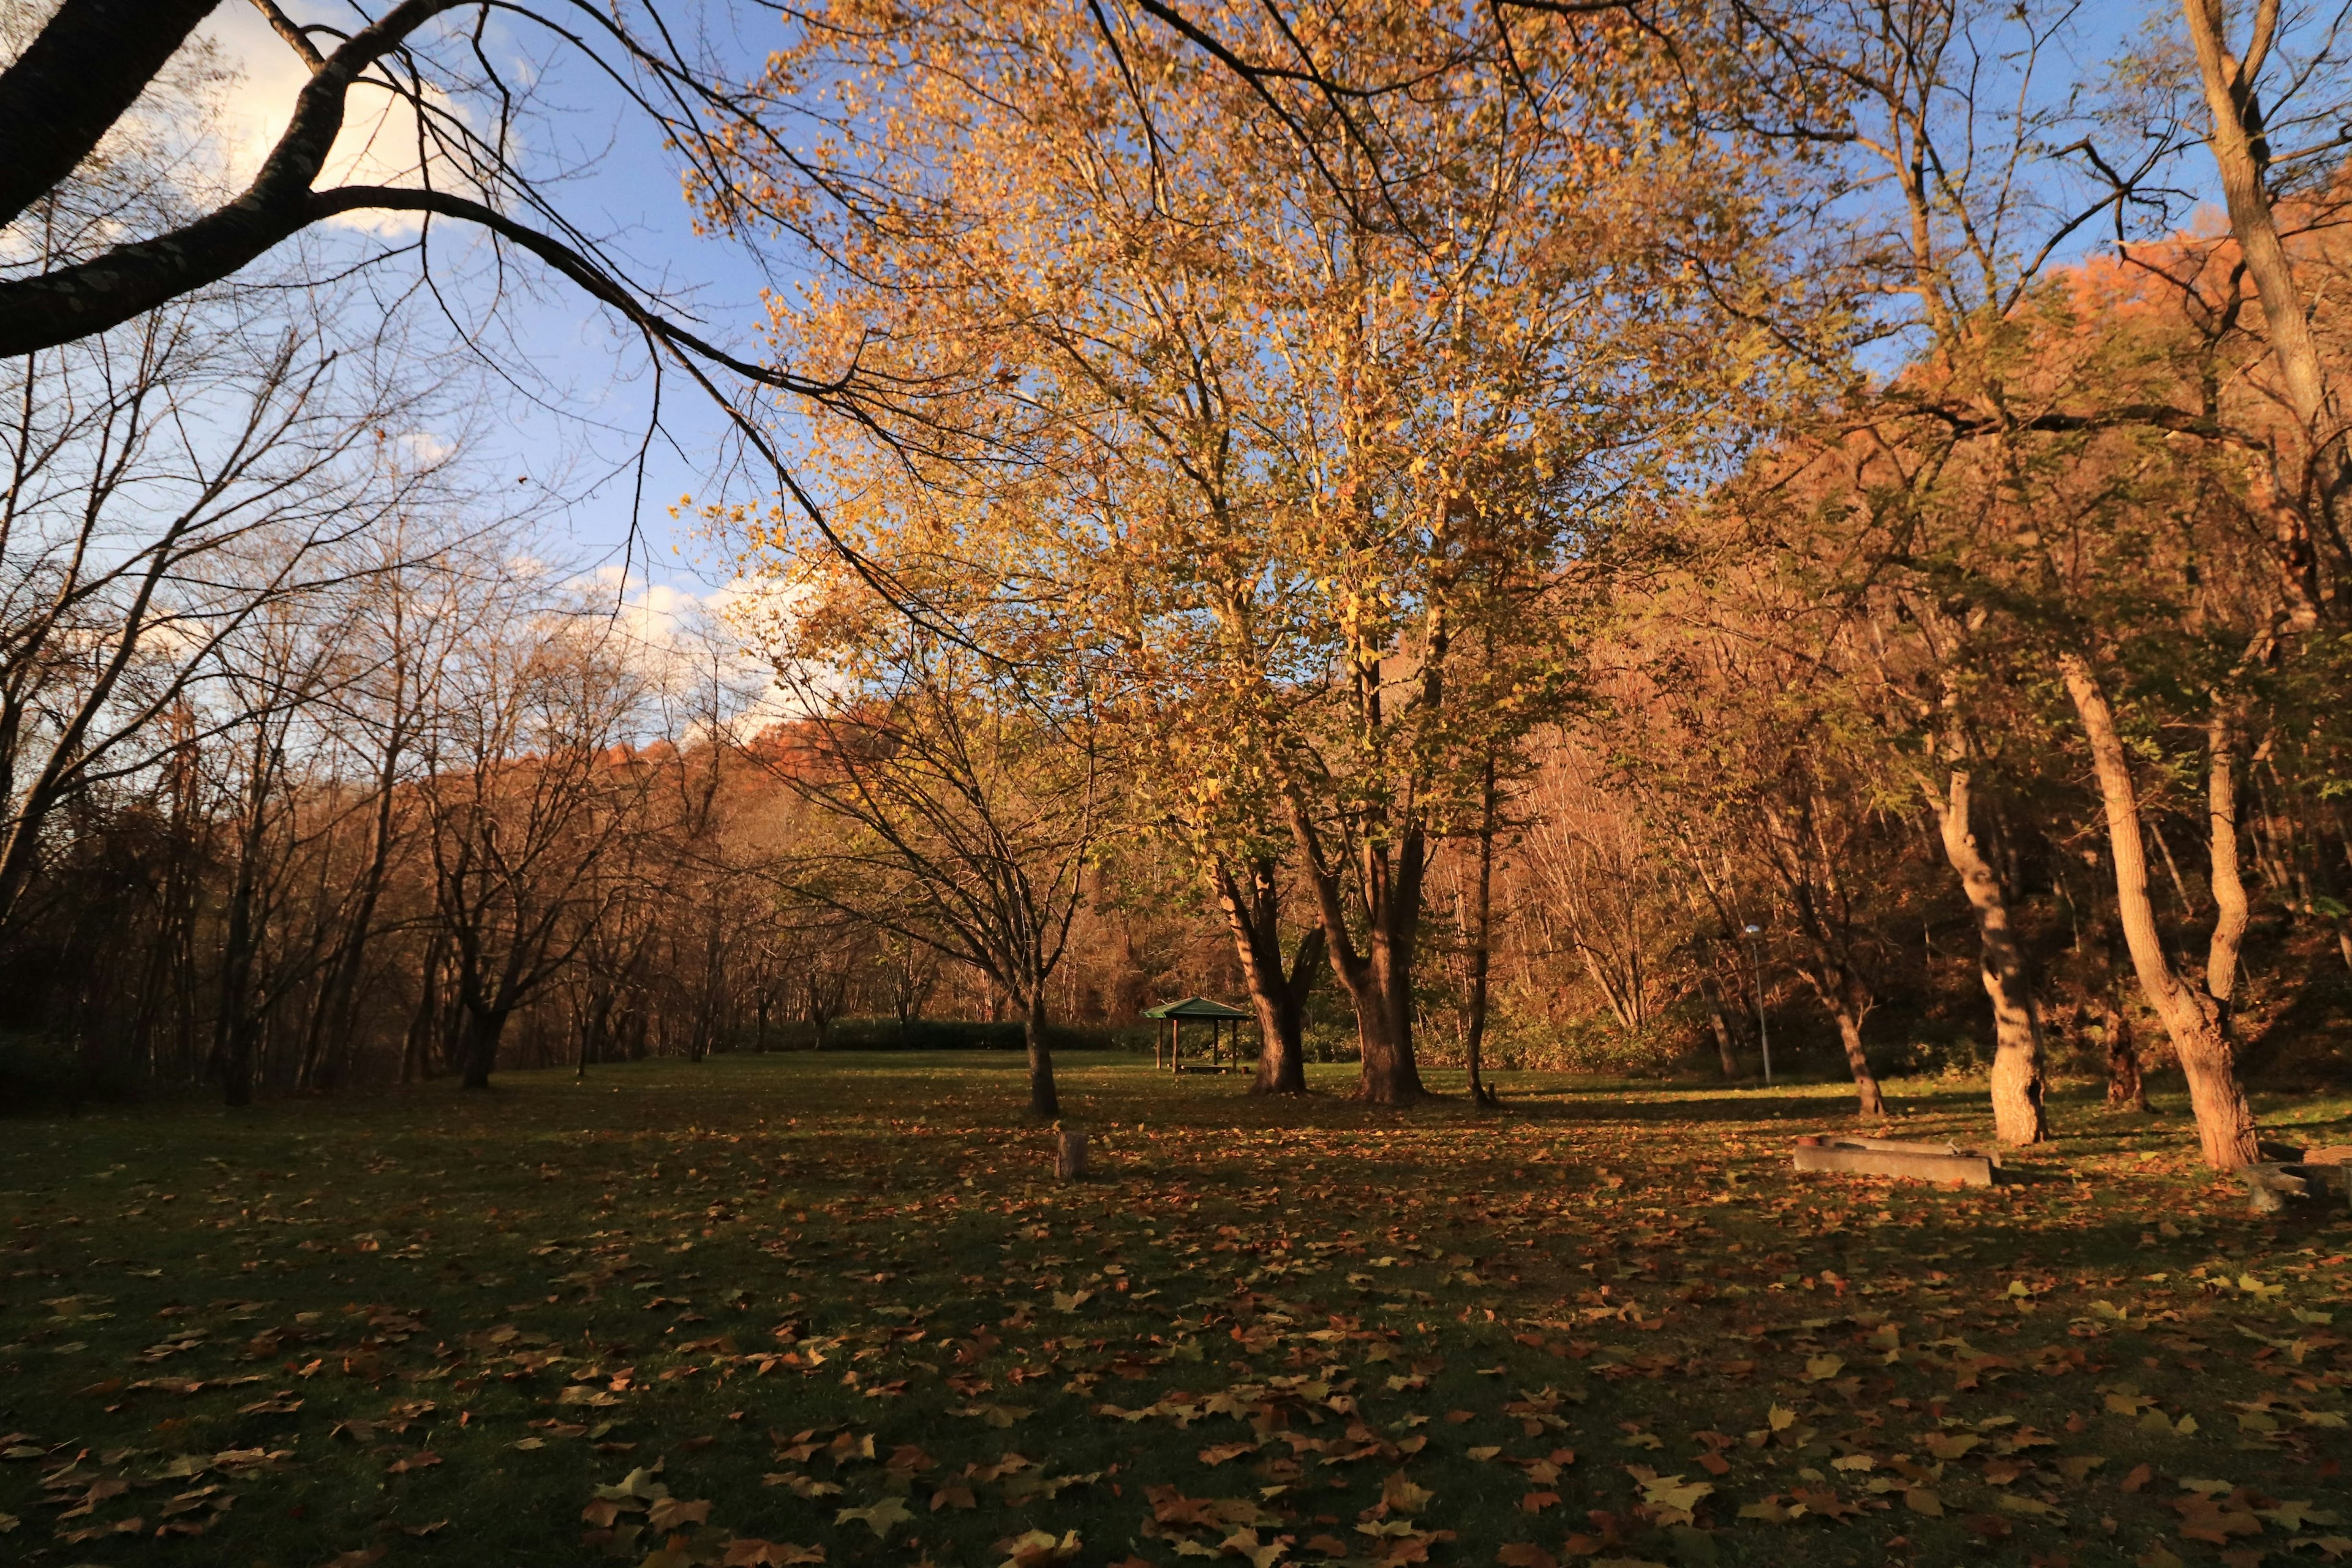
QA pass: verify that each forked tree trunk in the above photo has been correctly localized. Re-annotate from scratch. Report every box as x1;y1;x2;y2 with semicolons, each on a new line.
1929;767;2049;1145
1285;791;1428;1105
2060;654;2258;1168
1021;990;1058;1118
1209;857;1322;1096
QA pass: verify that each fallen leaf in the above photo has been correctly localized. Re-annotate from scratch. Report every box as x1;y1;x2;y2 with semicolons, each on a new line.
835;1497;913;1539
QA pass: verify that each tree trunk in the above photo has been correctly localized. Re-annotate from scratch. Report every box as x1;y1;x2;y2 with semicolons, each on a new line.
1284;789;1428;1104
1831;978;1888;1118
1350;962;1425;1106
1463;756;1501;1107
1786;946;1884;1117
2102;998;2149;1112
214;823;263;1109
2180;0;2339;622
1210;857;1320;1096
1022;989;1058;1118
1931;767;2049;1145
1705;980;1740;1079
2060;654;2258;1167
2206;714;2252;1015
459;1005;507;1091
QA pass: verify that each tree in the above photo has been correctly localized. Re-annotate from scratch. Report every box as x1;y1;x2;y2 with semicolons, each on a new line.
418;576;655;1090
0;298;442;941
717;0;1790;1102
744;586;1102;1117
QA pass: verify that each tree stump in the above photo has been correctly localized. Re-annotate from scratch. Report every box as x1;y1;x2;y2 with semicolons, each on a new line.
1055;1130;1089;1181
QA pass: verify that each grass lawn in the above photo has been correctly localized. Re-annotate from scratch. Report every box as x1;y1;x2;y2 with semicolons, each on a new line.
2;1055;2350;1568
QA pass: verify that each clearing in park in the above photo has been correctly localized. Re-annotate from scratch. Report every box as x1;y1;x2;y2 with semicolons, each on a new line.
2;1054;2349;1567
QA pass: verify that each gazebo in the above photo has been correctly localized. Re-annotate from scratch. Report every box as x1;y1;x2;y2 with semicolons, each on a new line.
1142;995;1252;1073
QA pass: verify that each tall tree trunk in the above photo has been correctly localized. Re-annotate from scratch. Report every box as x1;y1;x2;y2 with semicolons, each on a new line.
1930;767;2049;1145
1463;756;1501;1107
402;932;443;1084
2206;714;2253;1015
1209;856;1321;1096
2060;654;2259;1167
1022;988;1059;1118
214;814;265;1109
2180;0;2341;620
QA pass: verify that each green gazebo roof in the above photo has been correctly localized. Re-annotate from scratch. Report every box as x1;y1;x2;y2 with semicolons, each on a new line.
1142;995;1251;1019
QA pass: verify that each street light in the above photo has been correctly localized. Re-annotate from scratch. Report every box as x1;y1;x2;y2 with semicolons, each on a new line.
1743;923;1773;1087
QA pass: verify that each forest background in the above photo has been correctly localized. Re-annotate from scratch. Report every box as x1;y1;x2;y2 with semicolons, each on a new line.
7;0;2352;1172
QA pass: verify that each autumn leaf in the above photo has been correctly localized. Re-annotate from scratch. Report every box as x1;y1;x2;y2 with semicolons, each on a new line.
835;1497;913;1538
995;1528;1083;1567
720;1542;824;1567
953;1403;1034;1427
1736;1494;1801;1525
1381;1471;1434;1514
647;1497;711;1531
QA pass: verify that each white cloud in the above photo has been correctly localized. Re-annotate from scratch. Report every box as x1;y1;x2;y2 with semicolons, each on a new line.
397;431;453;466
198;4;485;236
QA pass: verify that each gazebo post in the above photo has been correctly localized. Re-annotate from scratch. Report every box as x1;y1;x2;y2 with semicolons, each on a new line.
1144;997;1251;1076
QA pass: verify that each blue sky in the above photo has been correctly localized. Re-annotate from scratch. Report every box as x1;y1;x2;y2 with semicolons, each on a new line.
200;0;807;617
185;0;2239;621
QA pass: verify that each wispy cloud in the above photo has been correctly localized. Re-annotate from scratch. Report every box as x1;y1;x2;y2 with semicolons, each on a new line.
200;4;486;236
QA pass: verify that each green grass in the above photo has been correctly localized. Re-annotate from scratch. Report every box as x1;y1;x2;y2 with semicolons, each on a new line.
2;1055;2348;1568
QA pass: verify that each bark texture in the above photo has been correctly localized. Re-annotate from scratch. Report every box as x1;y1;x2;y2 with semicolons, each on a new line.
1831;999;1888;1119
1022;993;1059;1118
1210;858;1323;1096
2180;0;2337;624
2102;998;2149;1112
1286;791;1428;1105
1931;768;2049;1145
0;0;222;232
2061;654;2258;1168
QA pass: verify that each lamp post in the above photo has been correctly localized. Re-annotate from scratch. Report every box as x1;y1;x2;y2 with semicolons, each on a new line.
1743;923;1773;1087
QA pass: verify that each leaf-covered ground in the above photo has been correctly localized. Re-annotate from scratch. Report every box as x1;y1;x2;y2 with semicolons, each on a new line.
2;1056;2350;1568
